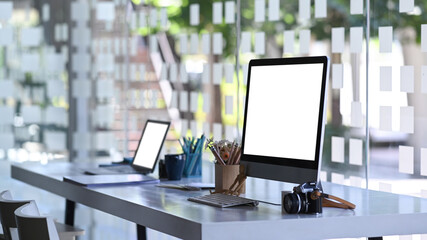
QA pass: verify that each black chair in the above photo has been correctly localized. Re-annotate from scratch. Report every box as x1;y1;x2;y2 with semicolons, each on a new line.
15;201;66;240
0;190;30;240
0;190;84;240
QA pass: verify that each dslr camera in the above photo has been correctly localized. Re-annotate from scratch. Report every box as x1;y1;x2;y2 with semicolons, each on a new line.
283;181;323;214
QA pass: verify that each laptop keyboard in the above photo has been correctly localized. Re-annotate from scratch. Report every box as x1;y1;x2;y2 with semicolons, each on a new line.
188;193;259;208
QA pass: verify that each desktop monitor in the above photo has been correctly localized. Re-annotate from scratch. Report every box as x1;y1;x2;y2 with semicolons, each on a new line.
240;56;329;184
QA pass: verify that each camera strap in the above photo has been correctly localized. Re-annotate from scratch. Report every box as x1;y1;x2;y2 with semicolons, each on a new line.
321;193;356;209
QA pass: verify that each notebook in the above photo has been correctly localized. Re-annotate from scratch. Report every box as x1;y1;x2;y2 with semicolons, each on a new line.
84;120;170;175
63;174;159;187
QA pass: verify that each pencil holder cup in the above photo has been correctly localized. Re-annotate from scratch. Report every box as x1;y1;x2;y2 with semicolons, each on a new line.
215;164;245;194
183;152;202;177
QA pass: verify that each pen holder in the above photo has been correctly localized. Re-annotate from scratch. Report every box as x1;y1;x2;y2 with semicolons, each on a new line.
183;152;202;177
215;164;245;194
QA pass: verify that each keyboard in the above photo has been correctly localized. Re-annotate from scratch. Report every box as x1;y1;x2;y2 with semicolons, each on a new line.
188;193;259;208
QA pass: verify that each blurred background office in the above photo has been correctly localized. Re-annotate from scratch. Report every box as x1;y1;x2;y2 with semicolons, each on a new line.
0;0;427;239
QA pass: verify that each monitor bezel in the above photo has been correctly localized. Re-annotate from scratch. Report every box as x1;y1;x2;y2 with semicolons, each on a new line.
240;56;329;181
132;119;170;173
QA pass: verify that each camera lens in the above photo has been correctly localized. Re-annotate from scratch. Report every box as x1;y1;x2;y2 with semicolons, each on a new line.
283;193;301;214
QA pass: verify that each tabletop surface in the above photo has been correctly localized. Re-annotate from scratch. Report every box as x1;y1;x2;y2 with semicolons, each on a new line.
11;162;427;240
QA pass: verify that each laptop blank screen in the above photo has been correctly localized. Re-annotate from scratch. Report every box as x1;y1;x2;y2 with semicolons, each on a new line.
133;121;169;169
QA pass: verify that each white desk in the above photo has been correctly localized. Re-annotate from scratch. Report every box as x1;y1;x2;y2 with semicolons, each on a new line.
11;162;427;240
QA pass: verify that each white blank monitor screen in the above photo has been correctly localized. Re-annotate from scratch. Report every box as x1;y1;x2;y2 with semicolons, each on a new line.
243;63;324;161
133;121;169;169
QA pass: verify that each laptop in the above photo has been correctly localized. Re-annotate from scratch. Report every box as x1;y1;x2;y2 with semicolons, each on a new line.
84;120;170;175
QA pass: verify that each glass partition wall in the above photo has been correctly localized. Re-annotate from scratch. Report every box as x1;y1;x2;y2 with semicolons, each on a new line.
368;3;427;240
0;0;70;162
1;0;427;239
